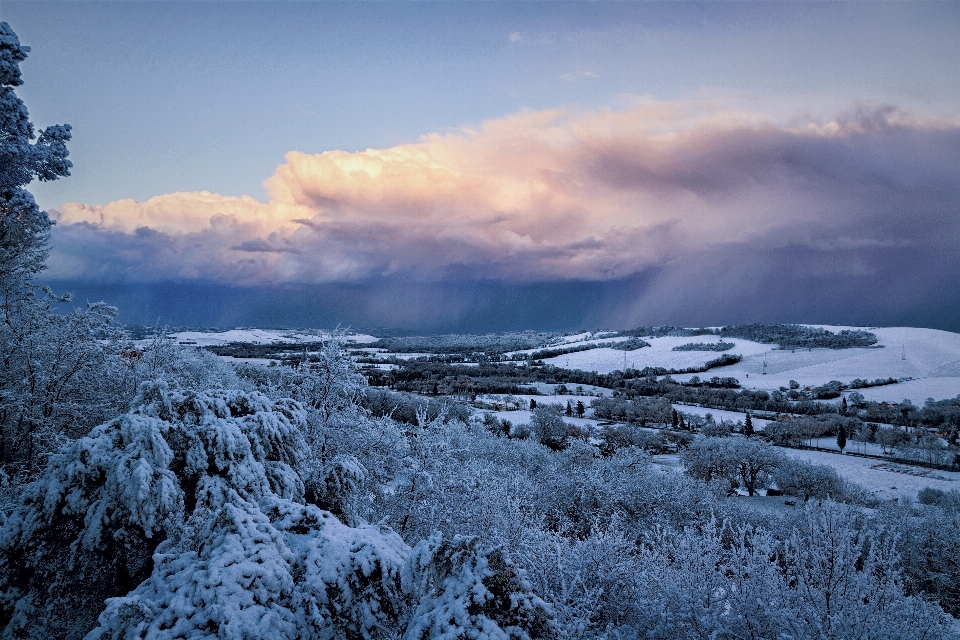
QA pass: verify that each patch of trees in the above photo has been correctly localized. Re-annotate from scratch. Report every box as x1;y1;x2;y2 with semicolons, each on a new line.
361;388;471;426
849;376;899;389
620;324;878;349
672;340;735;351
363;361;540;396
591;396;673;427
204;340;331;359
846;394;960;441
367;331;559;356
617;377;839;417
526;337;650;361
682;436;876;504
717;324;878;349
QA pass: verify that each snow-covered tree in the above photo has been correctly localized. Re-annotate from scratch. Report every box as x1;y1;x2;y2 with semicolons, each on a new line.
682;437;784;496
530;406;568;451
774;458;847;502
0;22;137;497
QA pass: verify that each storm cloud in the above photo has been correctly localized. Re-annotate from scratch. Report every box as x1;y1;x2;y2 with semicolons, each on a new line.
47;101;960;330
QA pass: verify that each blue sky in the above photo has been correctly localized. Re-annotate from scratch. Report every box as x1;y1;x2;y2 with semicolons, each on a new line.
4;1;960;331
10;1;959;208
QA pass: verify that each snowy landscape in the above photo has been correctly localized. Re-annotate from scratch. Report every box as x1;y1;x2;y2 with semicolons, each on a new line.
5;7;960;640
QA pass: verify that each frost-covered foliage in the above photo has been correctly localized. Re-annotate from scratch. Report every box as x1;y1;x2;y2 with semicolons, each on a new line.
0;383;412;640
636;505;951;640
91;498;408;640
774;458;851;502
122;334;247;396
518;525;643;638
402;533;553;640
888;499;960;618
683;436;786;496
0;20;111;493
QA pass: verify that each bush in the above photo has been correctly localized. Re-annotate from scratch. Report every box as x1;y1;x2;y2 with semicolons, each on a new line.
917;488;960;510
774;459;846;502
531;407;570;451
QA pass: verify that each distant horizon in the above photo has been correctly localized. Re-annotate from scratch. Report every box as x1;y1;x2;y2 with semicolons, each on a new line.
49;279;959;336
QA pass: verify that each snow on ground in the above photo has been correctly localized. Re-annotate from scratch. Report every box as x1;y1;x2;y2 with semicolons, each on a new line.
654;444;959;503
546;326;960;403
164;329;378;346
698;327;960;402
543;336;773;373
854;377;960;405
781;448;960;501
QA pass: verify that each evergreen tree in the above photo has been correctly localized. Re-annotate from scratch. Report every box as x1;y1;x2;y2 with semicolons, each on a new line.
672;409;679;430
0;21;71;292
837;422;847;453
575;400;585;419
565;400;573;417
0;22;124;488
744;413;754;437
840;396;849;416
529;398;537;410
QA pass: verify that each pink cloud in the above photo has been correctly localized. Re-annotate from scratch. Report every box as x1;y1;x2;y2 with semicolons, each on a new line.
51;101;960;289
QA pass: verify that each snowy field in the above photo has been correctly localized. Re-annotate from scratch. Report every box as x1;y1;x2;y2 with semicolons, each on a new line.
542;335;773;372
545;326;960;403
781;448;960;501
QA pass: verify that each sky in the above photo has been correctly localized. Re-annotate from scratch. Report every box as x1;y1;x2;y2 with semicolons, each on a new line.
4;1;960;332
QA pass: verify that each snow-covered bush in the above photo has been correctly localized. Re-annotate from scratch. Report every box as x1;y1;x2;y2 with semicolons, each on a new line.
304;454;368;526
773;458;847;502
402;533;553;640
518;524;643;637
0;382;412;639
636;505;953;640
90;497;409;640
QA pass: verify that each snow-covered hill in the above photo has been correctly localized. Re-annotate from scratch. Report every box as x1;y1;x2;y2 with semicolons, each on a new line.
546;326;960;403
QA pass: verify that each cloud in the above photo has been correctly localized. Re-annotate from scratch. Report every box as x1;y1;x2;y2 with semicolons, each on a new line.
559;70;599;82
508;32;522;43
48;100;960;329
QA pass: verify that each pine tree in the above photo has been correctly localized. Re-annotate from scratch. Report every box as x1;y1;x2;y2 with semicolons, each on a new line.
837;422;847;453
744;413;754;437
840;396;848;416
530;398;537;410
575;400;585;419
0;21;72;291
565;400;573;417
672;409;679;430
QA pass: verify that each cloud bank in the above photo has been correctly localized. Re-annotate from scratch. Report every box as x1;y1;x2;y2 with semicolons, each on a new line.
48;100;960;330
